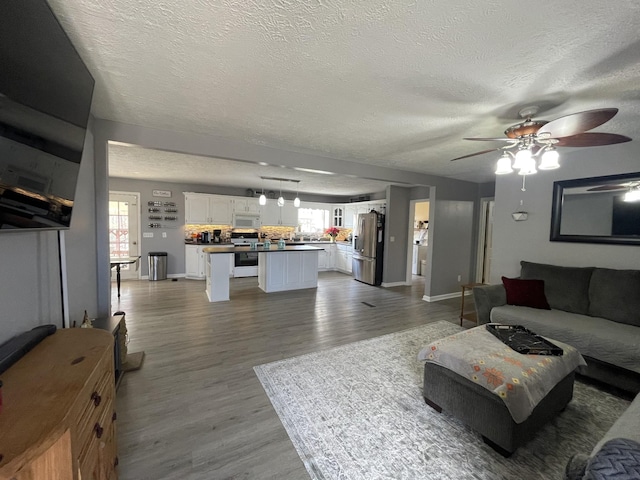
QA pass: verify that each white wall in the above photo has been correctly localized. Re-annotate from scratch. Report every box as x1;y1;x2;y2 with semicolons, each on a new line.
490;141;640;282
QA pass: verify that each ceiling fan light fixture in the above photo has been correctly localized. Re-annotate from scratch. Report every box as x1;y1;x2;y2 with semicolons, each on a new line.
539;148;560;170
495;154;513;175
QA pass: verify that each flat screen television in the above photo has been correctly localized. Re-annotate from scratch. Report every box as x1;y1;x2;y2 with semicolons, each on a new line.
0;0;94;230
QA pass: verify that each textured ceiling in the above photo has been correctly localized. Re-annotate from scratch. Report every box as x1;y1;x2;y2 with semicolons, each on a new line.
107;143;399;196
48;0;640;193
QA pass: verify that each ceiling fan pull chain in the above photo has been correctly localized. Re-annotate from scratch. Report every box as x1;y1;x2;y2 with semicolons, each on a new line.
521;176;527;192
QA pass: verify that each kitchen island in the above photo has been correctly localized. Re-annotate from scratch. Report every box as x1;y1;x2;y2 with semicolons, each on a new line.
202;245;322;302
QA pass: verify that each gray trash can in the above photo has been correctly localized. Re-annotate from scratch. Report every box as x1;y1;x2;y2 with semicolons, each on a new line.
148;252;167;281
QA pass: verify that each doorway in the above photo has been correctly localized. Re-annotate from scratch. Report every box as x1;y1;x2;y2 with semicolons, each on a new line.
476;198;494;284
109;191;140;280
406;199;430;284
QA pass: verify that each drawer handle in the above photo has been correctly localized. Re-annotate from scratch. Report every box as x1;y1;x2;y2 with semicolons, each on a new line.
114;456;119;467
112;411;117;422
91;391;102;407
94;423;104;439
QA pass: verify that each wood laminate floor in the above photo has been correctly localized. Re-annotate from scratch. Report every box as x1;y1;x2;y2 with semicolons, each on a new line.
112;272;475;480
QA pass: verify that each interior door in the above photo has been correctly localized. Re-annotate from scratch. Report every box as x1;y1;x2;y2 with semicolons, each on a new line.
109;192;140;280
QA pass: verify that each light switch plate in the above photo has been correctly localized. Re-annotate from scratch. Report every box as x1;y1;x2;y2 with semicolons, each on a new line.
162;232;167;238
143;232;153;238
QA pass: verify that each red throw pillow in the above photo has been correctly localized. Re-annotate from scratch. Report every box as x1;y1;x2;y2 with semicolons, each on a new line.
501;276;551;310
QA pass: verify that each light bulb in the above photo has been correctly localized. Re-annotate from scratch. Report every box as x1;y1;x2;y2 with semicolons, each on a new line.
259;194;266;205
294;196;300;207
623;188;640;202
518;156;537;175
539;148;560;170
513;148;532;170
277;196;284;207
495;153;513;175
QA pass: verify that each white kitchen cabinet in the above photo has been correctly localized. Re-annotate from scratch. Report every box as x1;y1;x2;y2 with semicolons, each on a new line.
185;244;206;279
332;206;344;228
184;193;232;225
335;243;352;273
261;201;298;226
209;196;232;224
317;244;336;271
281;203;299;226
344;205;357;229
187;244;233;279
232;197;261;214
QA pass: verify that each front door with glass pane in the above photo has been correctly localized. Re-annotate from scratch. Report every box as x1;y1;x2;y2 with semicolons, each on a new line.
109;192;140;280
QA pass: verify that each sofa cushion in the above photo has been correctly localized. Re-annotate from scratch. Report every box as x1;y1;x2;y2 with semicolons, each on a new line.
583;438;640;480
593;393;640;453
520;261;594;315
589;268;640;327
490;305;640;374
501;276;551;310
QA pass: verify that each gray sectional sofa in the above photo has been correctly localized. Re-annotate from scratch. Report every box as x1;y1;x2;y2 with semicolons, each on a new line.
473;261;640;394
564;393;640;479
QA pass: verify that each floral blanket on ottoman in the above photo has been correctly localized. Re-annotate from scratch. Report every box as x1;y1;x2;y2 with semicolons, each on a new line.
418;324;587;423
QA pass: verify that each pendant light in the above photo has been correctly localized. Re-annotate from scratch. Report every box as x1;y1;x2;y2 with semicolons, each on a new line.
294;181;300;208
277;180;284;207
259;178;266;205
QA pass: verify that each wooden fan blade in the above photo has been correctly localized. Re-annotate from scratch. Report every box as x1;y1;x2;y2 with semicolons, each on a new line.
450;149;497;161
554;132;632;147
463;137;518;143
538;108;618;137
587;185;627;192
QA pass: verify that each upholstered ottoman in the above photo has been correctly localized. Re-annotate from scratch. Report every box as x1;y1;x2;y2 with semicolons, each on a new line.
418;326;586;456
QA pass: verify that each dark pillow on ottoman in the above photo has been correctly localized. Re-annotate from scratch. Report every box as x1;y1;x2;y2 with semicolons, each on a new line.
583;438;640;480
501;276;551;310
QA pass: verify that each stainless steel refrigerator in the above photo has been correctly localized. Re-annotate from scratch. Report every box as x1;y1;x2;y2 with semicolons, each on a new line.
352;211;385;285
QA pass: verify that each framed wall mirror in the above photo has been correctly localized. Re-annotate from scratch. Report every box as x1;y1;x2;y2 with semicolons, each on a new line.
550;172;640;245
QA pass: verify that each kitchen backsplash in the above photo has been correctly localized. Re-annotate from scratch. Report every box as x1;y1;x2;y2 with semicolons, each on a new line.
185;224;352;242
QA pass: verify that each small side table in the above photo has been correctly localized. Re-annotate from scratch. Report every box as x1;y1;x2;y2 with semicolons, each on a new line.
460;282;485;326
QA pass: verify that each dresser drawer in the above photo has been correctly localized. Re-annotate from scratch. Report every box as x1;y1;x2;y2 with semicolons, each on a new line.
78;398;116;479
76;363;114;448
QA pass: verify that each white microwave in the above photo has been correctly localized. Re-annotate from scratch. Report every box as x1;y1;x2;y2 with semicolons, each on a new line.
233;214;261;229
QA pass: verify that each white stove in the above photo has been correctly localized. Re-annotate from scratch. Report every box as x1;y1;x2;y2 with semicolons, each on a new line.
230;232;260;277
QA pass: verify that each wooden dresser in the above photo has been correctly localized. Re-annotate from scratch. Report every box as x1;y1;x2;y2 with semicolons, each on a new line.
0;328;118;480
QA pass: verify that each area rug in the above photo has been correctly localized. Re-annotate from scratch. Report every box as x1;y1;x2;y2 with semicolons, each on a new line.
254;320;631;480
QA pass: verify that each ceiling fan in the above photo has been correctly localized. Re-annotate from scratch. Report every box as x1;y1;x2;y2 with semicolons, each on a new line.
450;106;632;175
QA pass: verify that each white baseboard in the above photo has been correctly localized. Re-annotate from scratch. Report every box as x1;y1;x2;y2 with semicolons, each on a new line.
381;281;409;288
422;291;461;302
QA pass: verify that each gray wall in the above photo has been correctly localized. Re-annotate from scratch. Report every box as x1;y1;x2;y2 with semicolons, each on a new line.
410;181;484;298
383;185;412;283
490;140;640;282
0;120;100;343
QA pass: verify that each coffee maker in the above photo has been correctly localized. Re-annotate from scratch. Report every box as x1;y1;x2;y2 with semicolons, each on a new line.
201;231;210;243
213;229;222;243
